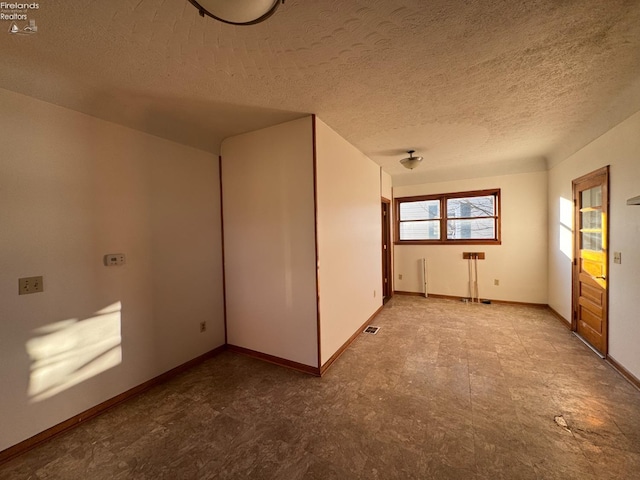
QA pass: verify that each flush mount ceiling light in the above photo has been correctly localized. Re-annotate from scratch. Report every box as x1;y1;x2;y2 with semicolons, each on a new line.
400;150;423;170
188;0;284;25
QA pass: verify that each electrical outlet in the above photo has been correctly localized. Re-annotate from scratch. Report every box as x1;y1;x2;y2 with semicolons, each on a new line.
613;252;622;264
200;321;207;333
373;290;376;298
19;276;44;295
398;274;403;280
494;279;499;286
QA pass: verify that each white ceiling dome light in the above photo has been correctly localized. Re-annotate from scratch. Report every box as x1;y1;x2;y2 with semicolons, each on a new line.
188;0;284;25
400;150;423;170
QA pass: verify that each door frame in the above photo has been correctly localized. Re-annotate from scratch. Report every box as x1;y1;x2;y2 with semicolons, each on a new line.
571;165;609;356
381;197;392;304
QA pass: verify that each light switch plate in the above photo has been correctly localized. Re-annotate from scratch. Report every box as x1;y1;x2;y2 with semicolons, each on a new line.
613;252;622;264
104;254;126;266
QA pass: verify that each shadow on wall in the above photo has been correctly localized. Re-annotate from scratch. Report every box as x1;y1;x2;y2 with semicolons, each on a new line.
25;302;122;403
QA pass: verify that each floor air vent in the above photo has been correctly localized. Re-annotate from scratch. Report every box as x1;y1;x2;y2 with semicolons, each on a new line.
364;326;380;335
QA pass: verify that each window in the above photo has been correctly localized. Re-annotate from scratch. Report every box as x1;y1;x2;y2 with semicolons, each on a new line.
395;189;501;244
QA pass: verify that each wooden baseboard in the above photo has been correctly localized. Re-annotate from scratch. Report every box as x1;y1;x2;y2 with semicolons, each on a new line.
226;344;321;376
422;293;464;301
394;291;548;308
393;290;425;297
547;305;571;329
607;355;640;391
227;304;386;377
478;298;547;308
0;345;226;466
320;304;385;375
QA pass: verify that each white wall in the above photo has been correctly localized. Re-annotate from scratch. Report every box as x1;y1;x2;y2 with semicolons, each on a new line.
315;119;383;365
221;117;318;367
548;111;640;379
394;172;548;304
0;88;225;451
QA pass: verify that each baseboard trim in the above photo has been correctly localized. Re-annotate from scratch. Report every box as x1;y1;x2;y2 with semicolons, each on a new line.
0;345;226;466
479;298;547;308
395;291;547;308
547;305;571;329
393;290;425;297
226;344;321;376
607;355;640;391
320;304;385;376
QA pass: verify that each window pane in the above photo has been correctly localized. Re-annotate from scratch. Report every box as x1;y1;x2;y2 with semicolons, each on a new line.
447;196;495;218
447;219;495;239
581;232;602;251
581;210;602;230
581;186;602;209
400;220;440;240
400;200;440;221
396;189;500;244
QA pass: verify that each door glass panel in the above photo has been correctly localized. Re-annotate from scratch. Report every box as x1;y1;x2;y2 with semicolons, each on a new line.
581;232;602;251
581;210;602;230
580;186;603;252
581;186;602;208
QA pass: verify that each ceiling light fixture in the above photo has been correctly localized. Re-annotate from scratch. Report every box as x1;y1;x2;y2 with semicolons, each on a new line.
188;0;284;26
400;150;423;170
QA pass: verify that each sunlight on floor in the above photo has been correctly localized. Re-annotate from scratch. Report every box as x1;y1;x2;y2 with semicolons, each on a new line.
26;302;122;403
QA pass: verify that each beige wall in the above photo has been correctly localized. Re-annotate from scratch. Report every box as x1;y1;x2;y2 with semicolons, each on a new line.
548;111;640;379
381;171;392;200
0;88;225;451
394;172;548;304
315;119;383;365
221;116;384;368
220;117;318;367
381;170;394;293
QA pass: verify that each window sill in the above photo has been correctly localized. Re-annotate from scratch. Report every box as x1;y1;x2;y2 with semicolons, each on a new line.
394;240;501;246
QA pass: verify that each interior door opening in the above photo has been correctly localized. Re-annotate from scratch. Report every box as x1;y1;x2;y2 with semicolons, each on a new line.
381;198;392;304
572;166;609;357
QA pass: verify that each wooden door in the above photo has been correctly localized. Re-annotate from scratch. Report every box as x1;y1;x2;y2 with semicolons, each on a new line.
572;166;609;356
381;199;392;303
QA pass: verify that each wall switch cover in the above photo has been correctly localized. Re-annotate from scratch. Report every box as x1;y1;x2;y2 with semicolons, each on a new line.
104;254;126;266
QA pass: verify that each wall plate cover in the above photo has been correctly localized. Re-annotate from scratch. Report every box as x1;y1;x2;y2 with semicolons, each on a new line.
19;276;44;295
104;254;126;266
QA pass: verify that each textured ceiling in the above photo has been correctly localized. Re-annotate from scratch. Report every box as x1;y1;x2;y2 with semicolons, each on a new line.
1;0;639;184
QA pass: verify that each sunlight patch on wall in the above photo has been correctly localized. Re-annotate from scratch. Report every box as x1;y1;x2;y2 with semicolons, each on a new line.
26;302;122;403
559;197;573;260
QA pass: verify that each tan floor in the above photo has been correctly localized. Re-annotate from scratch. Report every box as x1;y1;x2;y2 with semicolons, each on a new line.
2;296;640;479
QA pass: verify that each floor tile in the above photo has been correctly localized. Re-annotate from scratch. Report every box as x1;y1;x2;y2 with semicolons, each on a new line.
2;297;640;479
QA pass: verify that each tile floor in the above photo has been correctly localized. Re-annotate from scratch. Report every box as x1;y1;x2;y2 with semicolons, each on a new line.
2;296;640;479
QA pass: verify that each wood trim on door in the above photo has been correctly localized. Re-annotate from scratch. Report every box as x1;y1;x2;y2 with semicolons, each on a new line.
219;155;228;345
381;197;392;303
311;114;322;370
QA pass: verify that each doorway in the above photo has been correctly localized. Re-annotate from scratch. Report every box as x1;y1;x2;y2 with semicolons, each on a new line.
381;198;392;304
572;166;609;357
